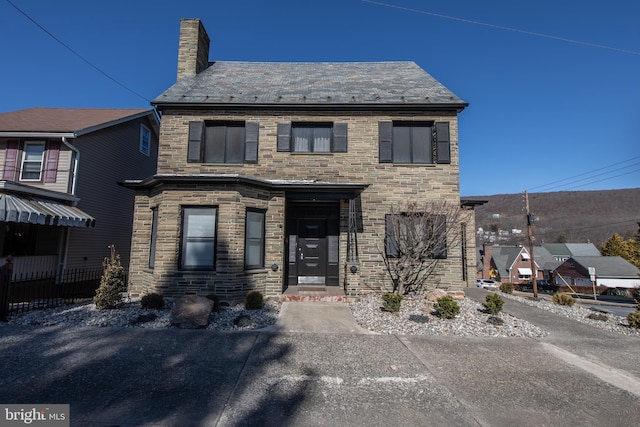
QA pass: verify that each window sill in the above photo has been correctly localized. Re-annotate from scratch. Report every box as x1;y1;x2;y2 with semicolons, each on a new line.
244;268;267;274
289;152;335;156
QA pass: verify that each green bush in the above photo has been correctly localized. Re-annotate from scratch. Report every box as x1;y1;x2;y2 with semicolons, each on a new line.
499;283;513;294
206;294;221;312
381;292;403;313
244;291;264;310
630;287;640;307
552;292;575;307
434;296;460;319
483;294;504;315
141;293;164;309
627;311;640;329
94;245;125;310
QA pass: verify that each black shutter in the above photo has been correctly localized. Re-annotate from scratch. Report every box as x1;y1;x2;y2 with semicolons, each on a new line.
188;121;205;162
378;121;393;163
333;122;348;152
245;121;259;163
277;122;291;152
435;122;450;164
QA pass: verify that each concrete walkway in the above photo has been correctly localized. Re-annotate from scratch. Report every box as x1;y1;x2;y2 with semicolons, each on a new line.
1;291;639;426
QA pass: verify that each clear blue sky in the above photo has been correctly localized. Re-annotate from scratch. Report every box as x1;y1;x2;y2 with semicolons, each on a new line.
1;0;638;196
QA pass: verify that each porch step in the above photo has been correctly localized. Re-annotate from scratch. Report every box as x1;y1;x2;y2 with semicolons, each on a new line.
281;286;349;303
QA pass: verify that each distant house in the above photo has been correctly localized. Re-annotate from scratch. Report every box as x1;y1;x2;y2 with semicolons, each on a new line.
478;244;540;284
534;243;601;281
553;256;640;289
0;108;159;278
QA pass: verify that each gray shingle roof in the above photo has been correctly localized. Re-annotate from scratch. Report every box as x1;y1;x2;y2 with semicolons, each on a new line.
571;256;640;278
0;108;153;134
153;61;466;107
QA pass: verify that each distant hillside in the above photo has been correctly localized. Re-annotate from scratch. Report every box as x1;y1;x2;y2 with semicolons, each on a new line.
469;188;640;248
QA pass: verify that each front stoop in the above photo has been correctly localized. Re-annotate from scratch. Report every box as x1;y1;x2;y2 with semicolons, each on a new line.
281;286;349;302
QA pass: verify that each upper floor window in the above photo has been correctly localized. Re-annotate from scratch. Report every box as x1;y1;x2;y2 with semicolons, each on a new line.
188;121;259;164
379;121;450;164
20;142;45;181
140;124;151;156
277;122;347;153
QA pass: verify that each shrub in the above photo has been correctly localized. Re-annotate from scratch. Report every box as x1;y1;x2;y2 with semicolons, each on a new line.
141;293;164;309
94;245;125;310
630;287;640;307
434;296;460;319
483;294;504;315
627;311;640;329
552;292;575;307
381;292;403;313
206;294;221;312
244;291;264;310
500;283;513;294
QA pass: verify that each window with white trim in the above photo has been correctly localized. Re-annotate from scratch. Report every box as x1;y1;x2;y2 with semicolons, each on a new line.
20;142;45;181
140;124;151;156
180;207;217;270
244;209;266;270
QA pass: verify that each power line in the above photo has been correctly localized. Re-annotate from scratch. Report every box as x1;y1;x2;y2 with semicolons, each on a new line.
533;219;639;239
362;0;640;56
5;0;150;103
527;156;640;192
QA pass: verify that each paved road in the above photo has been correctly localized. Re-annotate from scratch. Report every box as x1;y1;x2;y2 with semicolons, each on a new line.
1;290;639;426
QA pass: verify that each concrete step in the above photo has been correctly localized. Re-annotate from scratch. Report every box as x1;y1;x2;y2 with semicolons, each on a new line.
281;286;349;303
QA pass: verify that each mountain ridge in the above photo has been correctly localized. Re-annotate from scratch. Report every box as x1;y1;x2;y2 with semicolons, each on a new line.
467;188;640;247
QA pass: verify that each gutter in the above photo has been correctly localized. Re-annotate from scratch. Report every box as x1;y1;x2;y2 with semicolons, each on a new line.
61;137;79;196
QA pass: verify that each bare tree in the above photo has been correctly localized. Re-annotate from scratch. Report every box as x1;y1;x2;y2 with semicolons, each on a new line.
381;200;464;295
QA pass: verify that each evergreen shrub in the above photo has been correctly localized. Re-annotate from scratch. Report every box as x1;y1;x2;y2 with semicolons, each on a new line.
381;292;403;313
244;291;264;310
483;294;504;315
434;296;460;319
141;293;164;309
552;293;575;307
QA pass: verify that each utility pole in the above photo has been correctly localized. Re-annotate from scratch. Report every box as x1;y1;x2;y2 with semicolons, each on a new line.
525;191;538;298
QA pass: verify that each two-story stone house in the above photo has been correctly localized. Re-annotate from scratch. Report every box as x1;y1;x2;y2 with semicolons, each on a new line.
124;19;476;302
0;108;159;278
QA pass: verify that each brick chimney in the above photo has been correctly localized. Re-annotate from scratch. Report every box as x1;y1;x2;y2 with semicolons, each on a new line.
177;19;210;81
482;243;493;279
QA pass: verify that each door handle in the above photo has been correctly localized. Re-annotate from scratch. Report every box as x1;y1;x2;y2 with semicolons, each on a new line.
300;252;304;260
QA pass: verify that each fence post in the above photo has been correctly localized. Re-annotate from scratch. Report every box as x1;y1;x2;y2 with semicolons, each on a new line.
0;272;11;321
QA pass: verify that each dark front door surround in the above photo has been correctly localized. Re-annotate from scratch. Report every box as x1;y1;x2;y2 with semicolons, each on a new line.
286;201;340;287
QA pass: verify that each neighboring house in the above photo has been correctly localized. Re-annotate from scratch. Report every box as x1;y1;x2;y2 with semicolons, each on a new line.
553;256;640;289
123;19;477;303
0;108;159;278
533;243;601;282
478;244;541;284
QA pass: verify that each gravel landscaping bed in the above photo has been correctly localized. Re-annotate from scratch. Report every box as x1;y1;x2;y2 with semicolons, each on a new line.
349;294;548;337
3;291;638;338
500;292;640;337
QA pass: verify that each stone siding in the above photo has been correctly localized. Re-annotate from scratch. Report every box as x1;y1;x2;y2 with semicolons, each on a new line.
128;108;469;302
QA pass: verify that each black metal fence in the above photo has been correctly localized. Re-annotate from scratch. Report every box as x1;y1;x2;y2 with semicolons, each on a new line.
0;268;128;321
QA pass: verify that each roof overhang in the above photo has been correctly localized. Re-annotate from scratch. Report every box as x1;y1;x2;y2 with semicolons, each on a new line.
0;132;75;138
151;102;468;113
121;174;369;197
0;181;79;203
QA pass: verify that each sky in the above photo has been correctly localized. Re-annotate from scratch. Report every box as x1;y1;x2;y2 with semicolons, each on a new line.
1;0;638;196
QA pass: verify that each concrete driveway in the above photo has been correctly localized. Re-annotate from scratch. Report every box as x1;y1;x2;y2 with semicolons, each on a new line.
1;291;639;426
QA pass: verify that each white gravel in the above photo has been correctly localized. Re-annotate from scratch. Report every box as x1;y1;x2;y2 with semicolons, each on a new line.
499;292;640;337
349;294;548;338
3;292;638;338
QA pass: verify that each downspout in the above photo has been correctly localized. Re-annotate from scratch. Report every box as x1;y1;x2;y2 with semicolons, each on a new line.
61;137;79;196
59;137;80;278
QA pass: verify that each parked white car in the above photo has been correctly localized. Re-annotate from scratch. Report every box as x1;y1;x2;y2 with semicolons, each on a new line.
476;279;499;290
